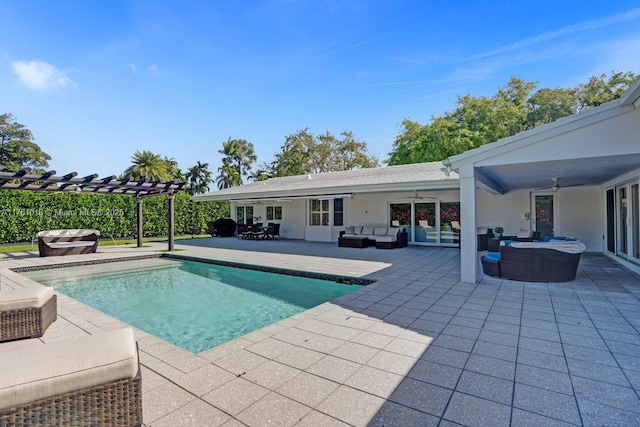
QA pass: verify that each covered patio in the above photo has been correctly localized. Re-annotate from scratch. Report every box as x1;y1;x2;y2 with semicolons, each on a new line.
449;77;640;284
1;238;639;425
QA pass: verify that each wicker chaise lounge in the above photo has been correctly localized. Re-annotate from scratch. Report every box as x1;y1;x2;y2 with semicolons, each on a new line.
0;286;57;342
36;229;100;257
0;328;142;426
482;241;585;282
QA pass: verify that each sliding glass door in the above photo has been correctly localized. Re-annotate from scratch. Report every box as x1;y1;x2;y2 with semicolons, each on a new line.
608;180;640;265
632;183;639;262
618;185;628;256
414;203;437;244
390;200;460;247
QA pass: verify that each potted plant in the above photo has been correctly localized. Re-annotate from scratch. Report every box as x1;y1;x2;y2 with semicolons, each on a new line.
494;226;504;238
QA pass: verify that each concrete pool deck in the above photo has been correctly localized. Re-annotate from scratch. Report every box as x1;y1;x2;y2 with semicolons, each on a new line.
1;238;639;426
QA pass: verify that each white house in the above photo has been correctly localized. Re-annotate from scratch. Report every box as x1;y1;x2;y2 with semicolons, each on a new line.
193;162;463;246
194;77;640;282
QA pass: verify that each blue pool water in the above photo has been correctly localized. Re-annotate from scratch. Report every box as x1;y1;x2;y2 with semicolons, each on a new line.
26;258;360;353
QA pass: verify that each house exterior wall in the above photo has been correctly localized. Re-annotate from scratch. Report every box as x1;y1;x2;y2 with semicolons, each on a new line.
476;108;640;167
476;186;602;251
232;200;308;240
231;189;461;243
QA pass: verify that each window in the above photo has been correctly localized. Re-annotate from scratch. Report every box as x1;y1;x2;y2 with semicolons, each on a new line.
266;206;283;221
309;199;329;226
333;199;344;226
236;206;254;224
236;206;244;224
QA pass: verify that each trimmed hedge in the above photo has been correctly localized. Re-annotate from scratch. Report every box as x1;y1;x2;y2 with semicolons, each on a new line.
0;190;229;243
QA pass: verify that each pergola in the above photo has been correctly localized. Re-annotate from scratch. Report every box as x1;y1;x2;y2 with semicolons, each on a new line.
0;165;186;250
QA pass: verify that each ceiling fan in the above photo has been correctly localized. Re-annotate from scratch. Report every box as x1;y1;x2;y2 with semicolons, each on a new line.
537;177;585;190
395;191;437;200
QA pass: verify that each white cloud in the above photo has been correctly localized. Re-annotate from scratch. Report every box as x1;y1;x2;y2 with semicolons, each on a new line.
148;64;159;74
471;7;640;60
128;63;138;73
12;60;74;91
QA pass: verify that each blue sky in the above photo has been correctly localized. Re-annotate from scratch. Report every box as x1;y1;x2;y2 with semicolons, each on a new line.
1;1;639;180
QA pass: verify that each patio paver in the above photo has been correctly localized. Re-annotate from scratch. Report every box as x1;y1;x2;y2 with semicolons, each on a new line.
1;238;639;426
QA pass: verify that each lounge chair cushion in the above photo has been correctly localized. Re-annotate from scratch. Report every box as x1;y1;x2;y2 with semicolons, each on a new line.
373;227;388;236
0;328;138;410
517;229;534;238
485;252;501;262
375;236;397;243
477;227;488;234
351;226;362;235
0;286;54;311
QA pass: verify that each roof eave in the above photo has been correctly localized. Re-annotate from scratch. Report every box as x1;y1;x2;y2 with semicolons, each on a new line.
192;178;460;202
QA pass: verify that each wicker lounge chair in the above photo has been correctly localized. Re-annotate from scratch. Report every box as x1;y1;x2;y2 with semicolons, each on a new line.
500;245;582;282
0;286;57;342
0;328;142;426
481;241;584;282
36;229;100;257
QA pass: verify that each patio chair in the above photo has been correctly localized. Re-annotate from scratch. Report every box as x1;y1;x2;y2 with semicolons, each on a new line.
264;223;281;240
0;286;57;342
0;328;142;426
238;224;250;239
250;223;265;239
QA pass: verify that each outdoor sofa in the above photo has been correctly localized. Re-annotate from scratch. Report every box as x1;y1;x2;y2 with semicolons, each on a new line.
0;285;57;342
0;327;142;426
487;229;540;252
481;239;585;282
36;229;100;257
339;226;408;249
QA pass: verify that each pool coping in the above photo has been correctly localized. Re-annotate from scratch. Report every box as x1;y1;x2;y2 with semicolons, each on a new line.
12;252;375;286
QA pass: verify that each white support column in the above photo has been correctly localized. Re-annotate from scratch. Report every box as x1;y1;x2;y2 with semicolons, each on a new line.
459;164;477;284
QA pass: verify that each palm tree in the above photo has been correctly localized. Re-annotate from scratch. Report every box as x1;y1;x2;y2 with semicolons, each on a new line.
122;150;171;181
164;156;185;181
218;137;257;184
216;163;240;190
249;168;271;182
185;161;213;195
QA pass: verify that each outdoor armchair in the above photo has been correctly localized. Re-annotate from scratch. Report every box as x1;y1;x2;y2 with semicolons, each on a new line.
0;285;57;342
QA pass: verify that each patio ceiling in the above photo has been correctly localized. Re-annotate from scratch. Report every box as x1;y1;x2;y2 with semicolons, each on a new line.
476;153;640;192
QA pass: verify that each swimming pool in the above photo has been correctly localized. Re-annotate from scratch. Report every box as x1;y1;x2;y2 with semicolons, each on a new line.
25;258;360;353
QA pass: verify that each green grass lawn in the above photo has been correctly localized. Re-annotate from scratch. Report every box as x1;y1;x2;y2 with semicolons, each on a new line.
0;235;211;253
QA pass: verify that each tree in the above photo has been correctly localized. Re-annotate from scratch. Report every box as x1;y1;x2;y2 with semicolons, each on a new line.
387;71;636;165
218;137;257;185
576;71;637;111
185;161;213;195
164;156;184;181
525;87;576;128
269;128;378;177
270;128;315;177
122;150;172;181
0;113;51;172
216;162;240;189
249;164;272;182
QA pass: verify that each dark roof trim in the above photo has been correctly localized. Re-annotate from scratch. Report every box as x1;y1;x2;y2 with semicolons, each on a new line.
0;166;186;197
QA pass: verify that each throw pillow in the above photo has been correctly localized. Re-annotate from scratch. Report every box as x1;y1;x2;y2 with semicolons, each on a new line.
361;226;374;235
517;229;534;238
477;227;488;235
